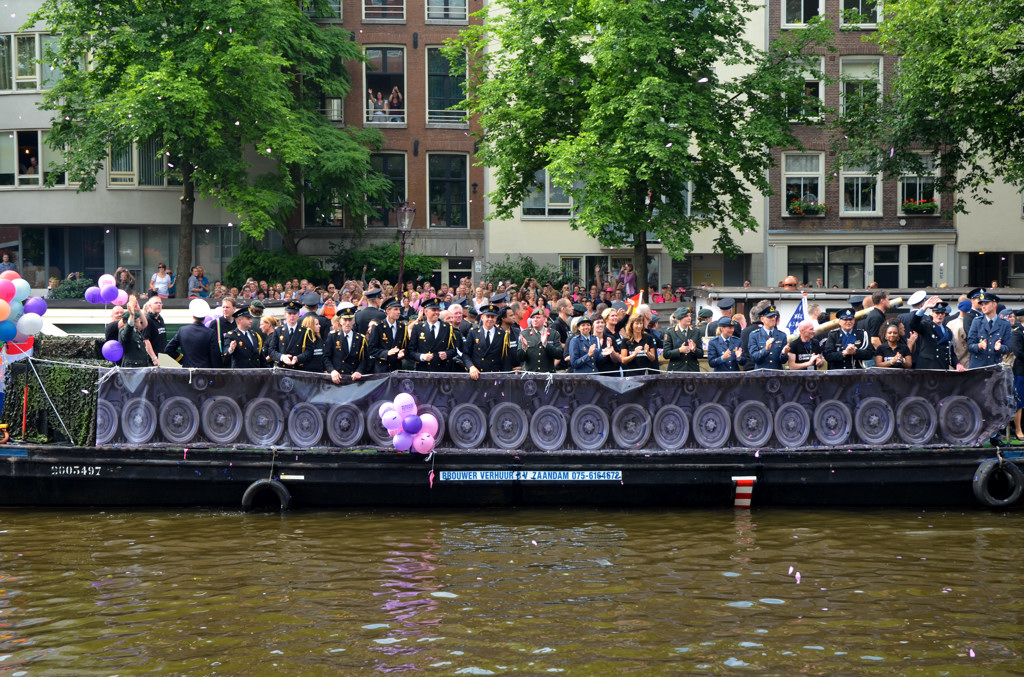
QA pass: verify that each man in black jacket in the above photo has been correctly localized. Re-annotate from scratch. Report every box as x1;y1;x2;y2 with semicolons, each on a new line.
822;307;874;369
165;299;221;368
223;306;266;368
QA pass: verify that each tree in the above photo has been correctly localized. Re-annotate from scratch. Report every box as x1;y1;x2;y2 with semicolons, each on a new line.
328;242;442;286
482;254;572;289
29;0;391;295
449;0;831;289
834;0;1024;209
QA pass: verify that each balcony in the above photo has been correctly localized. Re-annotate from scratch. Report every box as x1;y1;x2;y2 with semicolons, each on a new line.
363;0;404;23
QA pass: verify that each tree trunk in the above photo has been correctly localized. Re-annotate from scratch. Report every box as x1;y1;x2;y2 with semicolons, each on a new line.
175;168;195;299
633;229;649;301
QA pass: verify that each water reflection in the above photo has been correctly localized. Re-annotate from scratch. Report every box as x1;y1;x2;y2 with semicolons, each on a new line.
0;508;1020;674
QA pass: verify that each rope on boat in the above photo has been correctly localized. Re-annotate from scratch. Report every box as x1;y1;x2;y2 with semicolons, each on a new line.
27;357;78;446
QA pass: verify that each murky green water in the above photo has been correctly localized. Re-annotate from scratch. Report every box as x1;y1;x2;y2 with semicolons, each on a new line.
0;508;1020;675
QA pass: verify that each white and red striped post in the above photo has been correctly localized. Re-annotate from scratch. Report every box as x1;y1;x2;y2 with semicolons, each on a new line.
731;475;757;509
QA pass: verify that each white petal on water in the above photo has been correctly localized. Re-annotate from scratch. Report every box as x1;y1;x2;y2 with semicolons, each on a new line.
431;591;458;598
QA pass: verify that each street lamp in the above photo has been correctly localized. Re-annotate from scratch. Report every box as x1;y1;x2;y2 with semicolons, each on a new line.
395;202;415;297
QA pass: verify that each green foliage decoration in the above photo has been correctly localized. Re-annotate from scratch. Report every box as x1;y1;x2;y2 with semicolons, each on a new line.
1;361;99;446
48;277;95;300
223;240;330;288
482;254;573;289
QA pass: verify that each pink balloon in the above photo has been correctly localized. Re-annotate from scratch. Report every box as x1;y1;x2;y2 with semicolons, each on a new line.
393;432;413;451
419;413;439;438
97;273;116;287
114;289;129;305
412;433;435;455
388;427;400;438
0;279;14;302
393;392;417;418
0;271;20;282
381;410;402;431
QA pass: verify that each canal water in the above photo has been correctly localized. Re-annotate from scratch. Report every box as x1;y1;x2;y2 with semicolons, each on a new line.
0;508;1020;675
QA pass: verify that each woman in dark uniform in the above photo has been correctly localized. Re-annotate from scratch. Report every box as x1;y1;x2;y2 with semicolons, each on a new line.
300;315;326;373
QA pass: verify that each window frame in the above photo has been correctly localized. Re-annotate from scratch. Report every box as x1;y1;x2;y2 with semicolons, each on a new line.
302;0;343;22
367;152;408;228
781;0;822;29
839;163;882;216
840;56;882;116
840;0;880;28
425;0;468;24
363;0;405;23
107;138;179;189
787;57;824;122
426;46;467;127
427;152;469;230
781;152;825;216
364;46;407;126
898;153;938;216
523;169;575;219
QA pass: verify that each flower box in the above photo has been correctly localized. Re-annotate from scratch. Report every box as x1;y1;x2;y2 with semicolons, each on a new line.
901;199;938;214
787;199;829;216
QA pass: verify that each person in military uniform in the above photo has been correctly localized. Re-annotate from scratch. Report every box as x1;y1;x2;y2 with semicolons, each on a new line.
365;297;408;373
662;307;703;372
267;300;314;369
462;304;513;378
407;297;459;372
325;305;369;382
166;299;222;368
118;295;151;367
302;291;332;338
223;305;266;368
568;316;607;373
354;287;385;335
908;297;959;371
822;307;874;369
707;317;747;372
209;296;237;367
787;319;823;370
1009;308;1024;441
747;305;790;370
518;307;563;372
966;290;1011;368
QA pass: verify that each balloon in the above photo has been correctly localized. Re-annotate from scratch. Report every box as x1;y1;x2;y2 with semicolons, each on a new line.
298;308;308;317
0;270;19;282
16;313;43;336
378;402;396;418
114;289;129;306
84;286;101;303
388;427;400;438
7;301;23;322
381;410;402;431
0;300;8;323
412;433;435;455
12;332;26;343
12;279;30;303
97;274;116;287
393;432;413;452
393;392;417;418
100;284;119;304
203;315;215;328
403;414;423;435
23;297;47;316
419;413;439;438
101;339;124;362
0;279;14;302
0;320;15;342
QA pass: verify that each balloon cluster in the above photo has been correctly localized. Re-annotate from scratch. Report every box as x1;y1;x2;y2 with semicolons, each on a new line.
0;270;47;343
378;393;437;455
85;273;129;307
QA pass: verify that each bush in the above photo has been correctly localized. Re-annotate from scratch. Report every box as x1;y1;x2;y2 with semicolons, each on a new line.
483;254;573;288
48;276;95;300
224;240;330;288
328;242;441;285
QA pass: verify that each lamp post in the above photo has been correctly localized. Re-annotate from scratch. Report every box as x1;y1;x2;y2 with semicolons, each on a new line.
395;203;415;297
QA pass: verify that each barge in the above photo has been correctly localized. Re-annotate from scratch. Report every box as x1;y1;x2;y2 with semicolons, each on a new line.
0;365;1021;509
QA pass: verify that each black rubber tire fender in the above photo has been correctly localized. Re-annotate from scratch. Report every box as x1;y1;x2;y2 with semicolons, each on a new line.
972;460;1024;508
241;479;291;511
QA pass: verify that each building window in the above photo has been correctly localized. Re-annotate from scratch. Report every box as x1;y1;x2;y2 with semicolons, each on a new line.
899;155;937;215
363;0;404;22
0;33;63;92
107;136;179;188
828;246;865;288
873;245;899;288
840;164;880;215
303;0;342;21
787;58;823;121
908;244;933;288
368;153;407;227
426;0;468;22
788;246;824;286
840;58;881;114
365;47;405;124
0;129;67;188
560;257;582;286
428;154;468;228
841;0;879;27
782;153;823;214
322;97;344;124
523;170;573;218
427;47;466;124
783;0;821;27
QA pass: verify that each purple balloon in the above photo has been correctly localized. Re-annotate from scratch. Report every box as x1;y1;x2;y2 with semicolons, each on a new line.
0;320;14;342
393;432;414;451
100;284;119;304
85;286;102;303
23;297;47;316
381;410;402;431
101;339;124;363
403;414;423;435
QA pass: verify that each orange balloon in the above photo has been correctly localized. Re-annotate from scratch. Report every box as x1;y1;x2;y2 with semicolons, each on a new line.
0;299;8;322
0;271;20;282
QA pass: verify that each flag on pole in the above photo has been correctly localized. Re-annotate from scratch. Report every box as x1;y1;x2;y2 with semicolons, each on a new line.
786;292;808;335
519;306;533;329
627;290;644;314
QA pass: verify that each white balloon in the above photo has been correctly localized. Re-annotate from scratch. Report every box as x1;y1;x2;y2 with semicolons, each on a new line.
98;274;116;287
12;279;31;303
17;312;43;336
